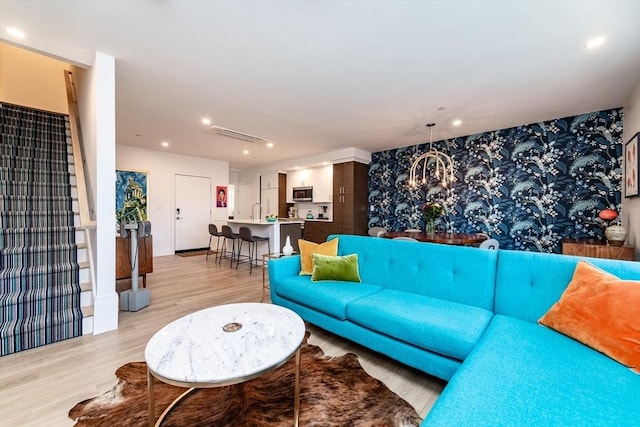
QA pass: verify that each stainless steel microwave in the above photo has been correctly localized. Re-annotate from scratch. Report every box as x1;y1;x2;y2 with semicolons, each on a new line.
292;186;313;202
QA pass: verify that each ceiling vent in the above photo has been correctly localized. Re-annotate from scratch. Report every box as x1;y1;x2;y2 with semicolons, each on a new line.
208;125;271;144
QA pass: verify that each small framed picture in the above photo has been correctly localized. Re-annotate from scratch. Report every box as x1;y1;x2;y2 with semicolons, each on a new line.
216;186;228;207
625;132;639;198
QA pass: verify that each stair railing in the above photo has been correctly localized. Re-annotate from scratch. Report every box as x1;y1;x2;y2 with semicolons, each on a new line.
65;70;97;300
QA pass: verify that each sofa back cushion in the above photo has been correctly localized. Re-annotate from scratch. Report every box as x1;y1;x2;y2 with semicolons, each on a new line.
329;235;498;311
495;250;640;323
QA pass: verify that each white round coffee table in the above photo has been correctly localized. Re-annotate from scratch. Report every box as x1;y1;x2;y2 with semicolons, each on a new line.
145;302;305;426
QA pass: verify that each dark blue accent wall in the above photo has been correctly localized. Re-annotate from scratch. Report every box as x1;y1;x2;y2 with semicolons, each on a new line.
368;108;623;253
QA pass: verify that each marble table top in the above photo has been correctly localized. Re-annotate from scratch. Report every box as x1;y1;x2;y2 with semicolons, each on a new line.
145;303;305;387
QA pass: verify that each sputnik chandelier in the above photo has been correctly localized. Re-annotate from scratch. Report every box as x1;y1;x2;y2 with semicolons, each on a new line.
408;123;455;188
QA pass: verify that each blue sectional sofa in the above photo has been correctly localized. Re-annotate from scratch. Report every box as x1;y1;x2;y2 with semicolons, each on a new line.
269;235;640;426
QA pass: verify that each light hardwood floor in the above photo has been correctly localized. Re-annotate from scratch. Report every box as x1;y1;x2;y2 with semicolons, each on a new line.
0;253;445;426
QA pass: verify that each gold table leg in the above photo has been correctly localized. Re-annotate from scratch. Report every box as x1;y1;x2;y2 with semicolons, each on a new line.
148;368;197;427
261;254;269;302
294;347;301;427
147;369;155;427
155;387;197;426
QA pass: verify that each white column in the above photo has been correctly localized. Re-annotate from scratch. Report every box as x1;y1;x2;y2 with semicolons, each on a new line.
92;52;119;334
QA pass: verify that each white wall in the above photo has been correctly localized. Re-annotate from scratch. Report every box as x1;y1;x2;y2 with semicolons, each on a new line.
0;42;69;114
116;145;229;256
229;169;242;185
622;81;640;260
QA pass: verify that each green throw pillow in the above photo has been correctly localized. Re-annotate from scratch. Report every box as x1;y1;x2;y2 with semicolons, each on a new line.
311;253;361;283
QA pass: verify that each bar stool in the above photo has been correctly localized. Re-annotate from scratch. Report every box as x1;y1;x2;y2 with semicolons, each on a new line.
206;224;223;261
219;225;240;267
236;226;270;274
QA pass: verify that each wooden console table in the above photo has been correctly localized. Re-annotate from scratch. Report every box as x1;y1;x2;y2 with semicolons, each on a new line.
116;235;153;287
561;239;635;261
380;231;488;246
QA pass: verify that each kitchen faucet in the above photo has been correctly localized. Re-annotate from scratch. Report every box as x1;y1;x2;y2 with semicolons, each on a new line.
251;203;262;221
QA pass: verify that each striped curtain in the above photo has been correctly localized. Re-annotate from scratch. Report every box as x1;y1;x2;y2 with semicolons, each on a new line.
1;103;82;356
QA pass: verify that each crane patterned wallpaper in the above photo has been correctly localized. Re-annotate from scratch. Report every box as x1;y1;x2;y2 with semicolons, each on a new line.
368;108;623;253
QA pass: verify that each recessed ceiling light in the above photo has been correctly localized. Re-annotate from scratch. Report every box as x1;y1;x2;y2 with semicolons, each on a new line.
161;141;169;147
452;119;462;126
437;107;446;111
6;27;26;39
322;161;329;165
294;166;299;170
266;142;274;148
585;36;606;49
201;117;211;125
242;149;249;155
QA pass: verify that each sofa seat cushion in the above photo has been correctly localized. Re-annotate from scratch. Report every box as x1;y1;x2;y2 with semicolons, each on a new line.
274;275;382;320
423;315;640;426
347;289;493;360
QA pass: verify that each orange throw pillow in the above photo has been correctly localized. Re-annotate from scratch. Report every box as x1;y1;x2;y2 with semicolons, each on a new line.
298;238;339;275
539;260;640;373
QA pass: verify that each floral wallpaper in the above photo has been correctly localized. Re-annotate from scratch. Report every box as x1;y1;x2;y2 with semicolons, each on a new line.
368;108;623;253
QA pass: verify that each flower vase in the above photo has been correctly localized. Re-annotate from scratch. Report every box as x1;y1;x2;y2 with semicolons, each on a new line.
282;235;294;256
425;219;435;235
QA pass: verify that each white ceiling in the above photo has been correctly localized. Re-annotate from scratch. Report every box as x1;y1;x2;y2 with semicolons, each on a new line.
2;0;640;170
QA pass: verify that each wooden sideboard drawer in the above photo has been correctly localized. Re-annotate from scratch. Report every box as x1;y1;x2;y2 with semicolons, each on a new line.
562;239;635;261
116;235;153;286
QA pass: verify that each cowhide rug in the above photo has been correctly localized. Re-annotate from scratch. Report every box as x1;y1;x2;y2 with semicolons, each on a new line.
69;335;422;426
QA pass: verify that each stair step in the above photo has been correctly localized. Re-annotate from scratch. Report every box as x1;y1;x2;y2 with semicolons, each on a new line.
1;286;80;307
1;181;76;197
80;284;93;307
79;261;90;269
1;225;77;233
0;182;73;189
1;211;75;229
2;263;82;280
80;282;92;292
2;226;78;248
0;197;75;212
0;168;71;182
0;154;72;166
82;315;94;335
0;144;72;161
81;306;94;317
1;243;80;259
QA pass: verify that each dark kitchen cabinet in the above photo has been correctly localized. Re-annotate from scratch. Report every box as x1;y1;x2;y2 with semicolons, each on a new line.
332;161;368;236
278;173;288;219
303;221;333;243
279;222;303;252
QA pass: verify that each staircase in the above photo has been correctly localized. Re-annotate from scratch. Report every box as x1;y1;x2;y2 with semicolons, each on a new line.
1;102;93;356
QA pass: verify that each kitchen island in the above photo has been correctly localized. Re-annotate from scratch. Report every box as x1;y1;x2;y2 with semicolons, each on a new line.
227;219;304;257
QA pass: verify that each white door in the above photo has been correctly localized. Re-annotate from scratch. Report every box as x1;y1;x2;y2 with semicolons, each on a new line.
175;174;211;251
236;182;255;219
